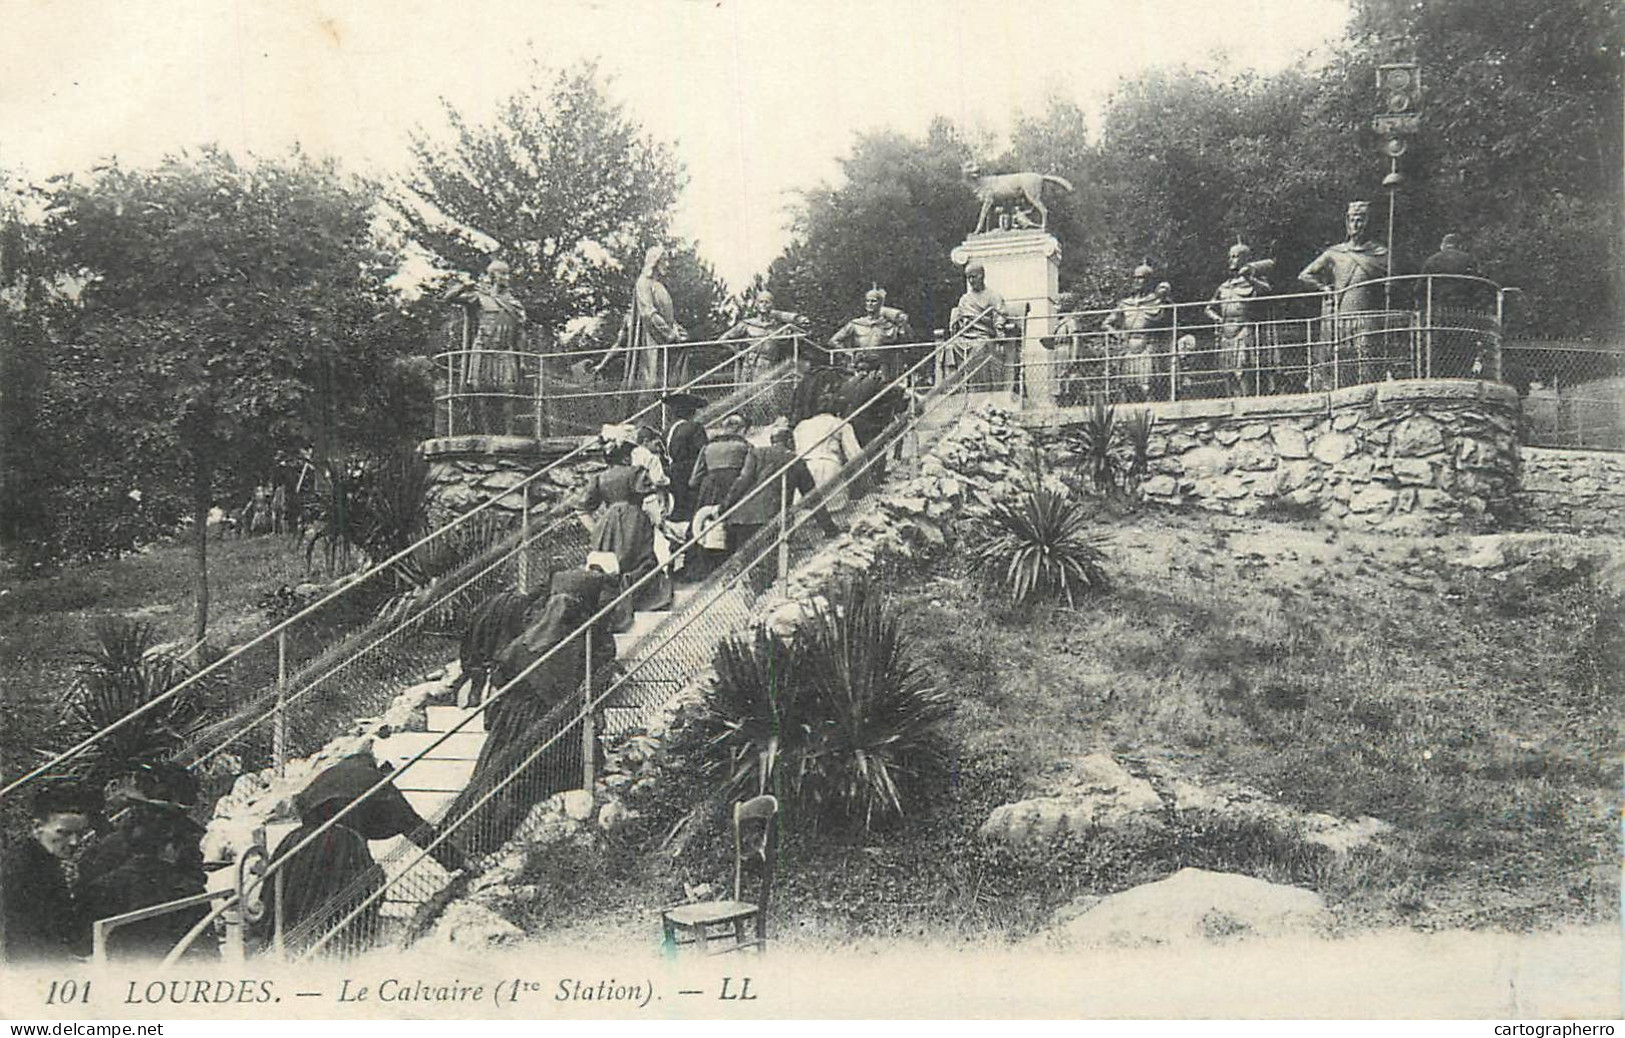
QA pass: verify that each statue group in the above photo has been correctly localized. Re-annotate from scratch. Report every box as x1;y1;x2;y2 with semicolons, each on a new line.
1036;196;1461;405
443;179;1473;430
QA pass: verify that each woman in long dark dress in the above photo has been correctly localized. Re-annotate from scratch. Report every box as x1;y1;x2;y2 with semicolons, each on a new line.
264;752;463;957
449;568;619;858
575;443;673;621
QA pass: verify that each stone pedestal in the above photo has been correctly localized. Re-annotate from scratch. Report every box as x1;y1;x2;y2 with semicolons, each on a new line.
951;230;1062;407
420;434;591;526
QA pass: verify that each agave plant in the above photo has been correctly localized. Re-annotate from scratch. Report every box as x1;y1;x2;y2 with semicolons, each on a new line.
1119;408;1155;494
793;581;952;830
969;482;1110;608
1078;399;1119;494
53;619;208;784
698;580;951;831
701;628;806;803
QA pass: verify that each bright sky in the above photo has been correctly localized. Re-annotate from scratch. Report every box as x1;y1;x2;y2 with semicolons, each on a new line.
0;0;1350;289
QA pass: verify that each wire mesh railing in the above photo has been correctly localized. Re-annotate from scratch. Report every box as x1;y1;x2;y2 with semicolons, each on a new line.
434;326;810;438
835;275;1511;407
0;347;799;809
233;331;992;963
1504;341;1625;450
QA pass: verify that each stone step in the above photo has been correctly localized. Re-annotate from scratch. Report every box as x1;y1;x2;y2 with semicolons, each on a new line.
375;730;486;763
392;757;478;793
425;705;485;734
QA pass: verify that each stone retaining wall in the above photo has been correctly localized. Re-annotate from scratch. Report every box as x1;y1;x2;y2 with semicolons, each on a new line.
1518;448;1625;535
422;434;599;525
1027;380;1521;534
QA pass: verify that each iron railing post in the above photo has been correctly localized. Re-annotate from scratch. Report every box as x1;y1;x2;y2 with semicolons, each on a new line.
1170;304;1180;403
518;481;531;596
274;630;288;778
777;471;790;582
581;630;596;792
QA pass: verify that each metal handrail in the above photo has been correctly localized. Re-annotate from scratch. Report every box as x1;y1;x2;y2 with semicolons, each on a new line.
0;343;798;803
145;325;985;962
293;327;992;959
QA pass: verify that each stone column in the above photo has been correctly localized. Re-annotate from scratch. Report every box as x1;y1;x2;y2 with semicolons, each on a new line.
951;230;1062;408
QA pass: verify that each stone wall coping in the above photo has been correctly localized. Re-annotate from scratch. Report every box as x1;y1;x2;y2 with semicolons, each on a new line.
1018;379;1519;428
422;434;588;461
1522;446;1625;462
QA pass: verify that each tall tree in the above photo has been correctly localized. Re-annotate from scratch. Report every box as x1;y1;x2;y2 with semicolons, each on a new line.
768;119;978;343
0;185;55;562
398;60;688;333
41;148;408;641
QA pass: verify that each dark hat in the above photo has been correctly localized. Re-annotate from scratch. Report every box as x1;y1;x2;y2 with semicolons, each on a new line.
661;392;707;415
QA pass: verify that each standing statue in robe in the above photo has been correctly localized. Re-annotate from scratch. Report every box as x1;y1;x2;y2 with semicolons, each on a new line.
443;258;527;434
624;246;688;392
1298;200;1390;389
1205;242;1275;396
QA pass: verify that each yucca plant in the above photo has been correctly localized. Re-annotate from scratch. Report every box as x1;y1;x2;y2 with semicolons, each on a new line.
698;580;951;831
969;482;1110;607
1120;408;1155;495
701;628;807;804
1078;399;1119;494
53;619;208;784
792;581;952;831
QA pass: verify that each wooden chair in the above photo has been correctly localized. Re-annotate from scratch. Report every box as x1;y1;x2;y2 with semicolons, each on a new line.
660;795;778;955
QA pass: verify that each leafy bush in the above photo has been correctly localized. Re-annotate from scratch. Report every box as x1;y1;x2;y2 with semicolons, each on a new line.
699;579;952;832
54;619;209;783
968;481;1110;608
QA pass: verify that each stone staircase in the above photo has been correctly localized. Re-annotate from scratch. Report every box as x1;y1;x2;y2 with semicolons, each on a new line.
357;582;715;917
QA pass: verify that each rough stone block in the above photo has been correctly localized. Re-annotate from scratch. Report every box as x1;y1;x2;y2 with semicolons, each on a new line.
1311;432;1357;465
1391;415;1445;457
1182;445;1233;478
1233;442;1278;472
1214;429;1242;446
1393;458;1434;486
1349;486;1397;514
1143;475;1179;497
1239;423;1271;440
1271;426;1310;459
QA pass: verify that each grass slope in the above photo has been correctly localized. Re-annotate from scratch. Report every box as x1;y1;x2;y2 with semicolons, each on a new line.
504;509;1621;949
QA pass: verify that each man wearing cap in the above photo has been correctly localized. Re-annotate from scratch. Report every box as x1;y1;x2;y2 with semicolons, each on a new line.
949;262;1015;391
1103;264;1174;403
829;287;912;376
1205;242;1275;396
444;258;528;434
1299;201;1391;388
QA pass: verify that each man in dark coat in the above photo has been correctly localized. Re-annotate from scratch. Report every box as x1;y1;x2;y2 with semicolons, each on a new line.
1420;234;1484;376
663;393;708;522
687;413;753;577
726;427;837;564
2;782;99;963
